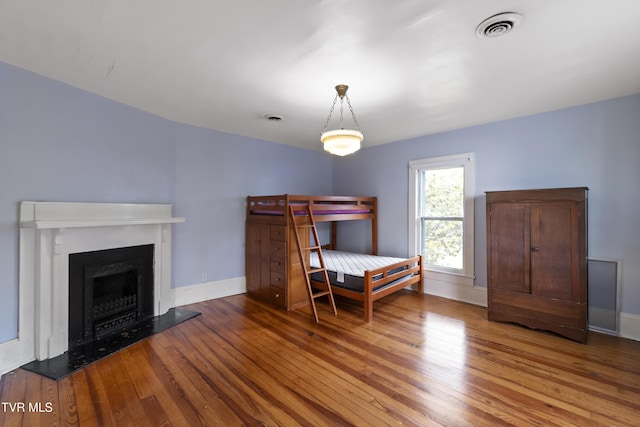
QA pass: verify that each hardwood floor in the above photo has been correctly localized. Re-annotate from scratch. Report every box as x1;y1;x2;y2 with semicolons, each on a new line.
1;291;639;426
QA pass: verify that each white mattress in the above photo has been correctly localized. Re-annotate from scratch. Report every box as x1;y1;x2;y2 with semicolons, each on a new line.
310;250;406;277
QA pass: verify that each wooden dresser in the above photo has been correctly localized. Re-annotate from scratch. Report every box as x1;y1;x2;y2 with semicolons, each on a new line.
485;187;588;343
245;221;309;310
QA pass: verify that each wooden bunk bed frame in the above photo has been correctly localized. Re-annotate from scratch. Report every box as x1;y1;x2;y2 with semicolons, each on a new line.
247;194;378;251
246;194;424;321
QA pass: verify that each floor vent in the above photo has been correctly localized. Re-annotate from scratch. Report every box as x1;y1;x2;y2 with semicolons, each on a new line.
588;258;620;334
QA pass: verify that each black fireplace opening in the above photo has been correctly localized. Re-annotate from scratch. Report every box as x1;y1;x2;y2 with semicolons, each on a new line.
68;244;155;348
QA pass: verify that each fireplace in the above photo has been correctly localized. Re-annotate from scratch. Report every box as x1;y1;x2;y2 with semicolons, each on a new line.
68;244;155;347
17;201;184;362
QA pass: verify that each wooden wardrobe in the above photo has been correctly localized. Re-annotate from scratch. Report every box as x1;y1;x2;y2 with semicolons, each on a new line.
486;187;588;343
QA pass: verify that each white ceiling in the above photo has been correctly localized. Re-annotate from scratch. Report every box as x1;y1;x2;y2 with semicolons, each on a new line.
2;0;640;151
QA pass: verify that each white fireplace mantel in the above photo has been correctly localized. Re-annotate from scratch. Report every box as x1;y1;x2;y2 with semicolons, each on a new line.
19;201;185;228
18;201;185;361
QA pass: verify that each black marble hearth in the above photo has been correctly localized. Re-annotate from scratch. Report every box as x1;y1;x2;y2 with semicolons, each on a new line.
21;307;200;380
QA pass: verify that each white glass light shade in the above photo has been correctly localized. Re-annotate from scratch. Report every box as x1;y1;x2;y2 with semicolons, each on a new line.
320;129;363;156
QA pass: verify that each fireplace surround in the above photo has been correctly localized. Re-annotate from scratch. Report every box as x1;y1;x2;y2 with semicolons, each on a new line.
18;201;184;361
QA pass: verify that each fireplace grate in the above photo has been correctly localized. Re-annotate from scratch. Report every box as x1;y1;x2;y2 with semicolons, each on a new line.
94;294;137;320
94;310;138;339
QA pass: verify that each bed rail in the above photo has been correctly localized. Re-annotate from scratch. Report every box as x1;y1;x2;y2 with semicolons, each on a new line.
247;194;377;222
320;255;423;322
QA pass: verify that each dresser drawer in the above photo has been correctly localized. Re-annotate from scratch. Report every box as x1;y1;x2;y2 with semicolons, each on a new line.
270;225;286;241
270;257;285;272
270;286;286;308
270;269;285;287
270;241;285;258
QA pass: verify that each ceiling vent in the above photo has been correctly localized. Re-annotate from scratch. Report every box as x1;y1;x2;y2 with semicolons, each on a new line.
264;114;284;122
476;12;522;38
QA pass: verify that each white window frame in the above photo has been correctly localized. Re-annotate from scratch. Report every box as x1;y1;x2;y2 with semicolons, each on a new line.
408;153;475;286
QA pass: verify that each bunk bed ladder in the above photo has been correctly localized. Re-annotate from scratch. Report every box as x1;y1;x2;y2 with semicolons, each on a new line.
289;204;338;323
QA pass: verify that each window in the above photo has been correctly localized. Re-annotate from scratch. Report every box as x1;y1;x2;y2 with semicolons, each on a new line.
409;153;474;281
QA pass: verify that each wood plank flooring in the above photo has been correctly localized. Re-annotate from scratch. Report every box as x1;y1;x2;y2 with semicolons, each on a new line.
1;291;639;426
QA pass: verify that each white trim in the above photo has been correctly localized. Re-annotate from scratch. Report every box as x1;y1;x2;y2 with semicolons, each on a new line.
408;152;475;278
620;312;640;342
422;273;487;307
423;269;475;287
0;338;35;377
21;217;185;229
174;277;246;307
408;152;475;169
20;201;185;226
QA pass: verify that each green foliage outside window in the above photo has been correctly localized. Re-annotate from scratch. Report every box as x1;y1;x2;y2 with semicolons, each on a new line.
421;167;464;269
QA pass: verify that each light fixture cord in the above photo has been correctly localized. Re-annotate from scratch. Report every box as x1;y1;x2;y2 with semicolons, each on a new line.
321;93;362;134
344;94;362;133
321;94;339;134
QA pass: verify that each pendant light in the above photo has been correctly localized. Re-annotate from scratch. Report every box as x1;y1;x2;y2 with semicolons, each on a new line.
320;84;363;156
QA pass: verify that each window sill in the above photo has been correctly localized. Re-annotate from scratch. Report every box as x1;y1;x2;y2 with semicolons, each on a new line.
422;268;475;287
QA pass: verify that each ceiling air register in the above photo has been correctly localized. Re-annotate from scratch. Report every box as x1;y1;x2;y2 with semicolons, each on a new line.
476;12;523;38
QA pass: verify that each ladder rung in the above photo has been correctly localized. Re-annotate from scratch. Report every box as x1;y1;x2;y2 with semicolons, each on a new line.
302;245;322;251
312;291;331;298
308;268;326;274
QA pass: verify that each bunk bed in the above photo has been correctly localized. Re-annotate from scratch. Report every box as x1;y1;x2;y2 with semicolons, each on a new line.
246;194;423;321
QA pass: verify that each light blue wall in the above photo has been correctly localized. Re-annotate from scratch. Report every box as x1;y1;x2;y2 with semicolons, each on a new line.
333;94;640;316
172;125;332;285
0;61;332;343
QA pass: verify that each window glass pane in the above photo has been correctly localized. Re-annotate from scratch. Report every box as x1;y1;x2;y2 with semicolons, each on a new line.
410;153;474;277
421;167;464;217
422;219;463;269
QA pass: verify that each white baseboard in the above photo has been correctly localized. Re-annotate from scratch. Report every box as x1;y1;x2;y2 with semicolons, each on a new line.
0;338;35;377
620;312;640;342
422;274;488;307
174;276;246;307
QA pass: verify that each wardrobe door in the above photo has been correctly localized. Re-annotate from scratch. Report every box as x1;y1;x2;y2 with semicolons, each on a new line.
489;202;530;294
530;201;576;301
